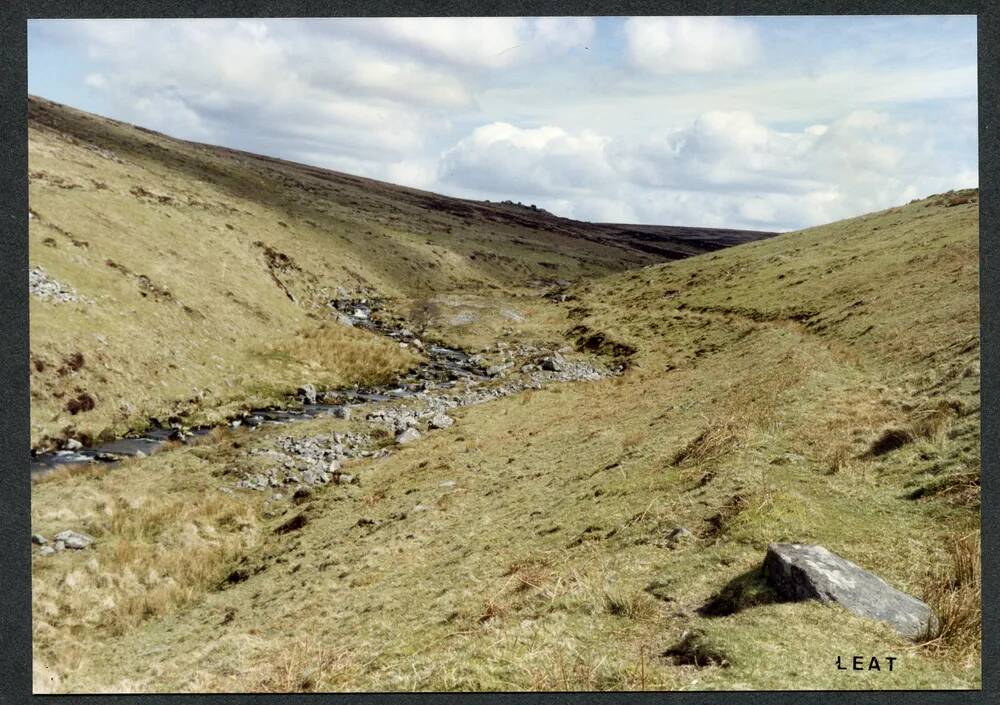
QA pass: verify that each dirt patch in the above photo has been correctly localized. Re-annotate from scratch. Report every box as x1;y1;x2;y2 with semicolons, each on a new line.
663;630;730;668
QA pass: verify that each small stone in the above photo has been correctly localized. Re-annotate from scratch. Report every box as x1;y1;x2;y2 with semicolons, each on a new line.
54;540;66;552
297;384;318;404
429;414;454;430
53;530;94;550
32;533;48;545
412;504;431;513
38;546;55;557
333;406;351;420
540;355;564;372
64;438;83;451
439;480;457;490
396;428;421;444
666;527;694;544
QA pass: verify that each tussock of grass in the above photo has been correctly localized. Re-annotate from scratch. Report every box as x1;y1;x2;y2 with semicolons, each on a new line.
919;531;981;662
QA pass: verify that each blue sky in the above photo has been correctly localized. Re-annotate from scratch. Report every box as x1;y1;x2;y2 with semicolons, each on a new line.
28;16;978;230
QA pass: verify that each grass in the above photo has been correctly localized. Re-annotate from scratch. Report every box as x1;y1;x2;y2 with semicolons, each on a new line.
29;95;756;450
29;97;980;692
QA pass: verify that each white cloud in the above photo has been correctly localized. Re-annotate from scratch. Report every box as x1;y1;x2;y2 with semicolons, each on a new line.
436;108;976;230
624;17;760;74
29;17;976;231
439;122;614;195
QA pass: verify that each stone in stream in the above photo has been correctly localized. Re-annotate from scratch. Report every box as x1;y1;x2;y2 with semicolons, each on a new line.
396;428;421;444
297;384;318;405
54;530;95;550
763;543;938;639
429;413;454;430
64;438;83;451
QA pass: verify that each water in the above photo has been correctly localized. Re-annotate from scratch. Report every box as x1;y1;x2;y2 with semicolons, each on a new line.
30;300;487;476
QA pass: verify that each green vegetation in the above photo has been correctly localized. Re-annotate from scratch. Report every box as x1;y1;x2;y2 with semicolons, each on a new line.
30;96;979;692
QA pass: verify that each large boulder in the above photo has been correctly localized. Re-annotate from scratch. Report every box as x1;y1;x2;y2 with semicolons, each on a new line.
764;543;937;639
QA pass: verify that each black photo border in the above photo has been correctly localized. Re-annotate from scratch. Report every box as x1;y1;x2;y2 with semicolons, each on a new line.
2;1;995;703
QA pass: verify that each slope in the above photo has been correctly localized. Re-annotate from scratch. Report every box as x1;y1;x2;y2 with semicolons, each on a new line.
27;95;774;451
31;189;980;691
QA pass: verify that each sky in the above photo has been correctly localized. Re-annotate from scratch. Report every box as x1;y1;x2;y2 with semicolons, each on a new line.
28;16;978;231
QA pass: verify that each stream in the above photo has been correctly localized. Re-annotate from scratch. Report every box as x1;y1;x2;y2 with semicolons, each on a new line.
29;300;489;476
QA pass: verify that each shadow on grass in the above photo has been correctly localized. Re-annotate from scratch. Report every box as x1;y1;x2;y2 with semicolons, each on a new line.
697;565;785;617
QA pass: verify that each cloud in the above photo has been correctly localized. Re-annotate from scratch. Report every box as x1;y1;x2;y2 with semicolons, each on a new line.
624;17;760;73
436;109;976;230
28;17;976;231
439;122;614;196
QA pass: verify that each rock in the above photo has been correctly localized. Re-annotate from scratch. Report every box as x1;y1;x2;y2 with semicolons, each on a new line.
53;530;95;550
53;540;66;552
38;546;55;557
412;504;431;513
297;384;318;404
429;413;454;430
395;428;421;444
336;313;355;327
763;543;938;639
333;406;351;420
540;355;564;372
32;533;48;545
333;473;357;485
64;438;83;451
666;527;694;544
439;480;457;490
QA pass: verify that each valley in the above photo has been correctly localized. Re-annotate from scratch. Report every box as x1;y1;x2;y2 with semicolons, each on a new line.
28;96;980;692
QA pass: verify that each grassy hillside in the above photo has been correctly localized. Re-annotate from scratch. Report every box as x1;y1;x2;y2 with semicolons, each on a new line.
28;96;772;451
31;188;980;691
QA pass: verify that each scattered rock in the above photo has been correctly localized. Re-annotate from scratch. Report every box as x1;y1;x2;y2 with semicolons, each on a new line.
763;543;938;639
29;266;93;304
31;533;48;546
63;438;83;451
53;540;66;552
38;546;55;557
53;530;94;550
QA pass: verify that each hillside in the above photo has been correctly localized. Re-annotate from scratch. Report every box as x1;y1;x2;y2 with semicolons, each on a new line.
31;181;980;691
27;95;774;451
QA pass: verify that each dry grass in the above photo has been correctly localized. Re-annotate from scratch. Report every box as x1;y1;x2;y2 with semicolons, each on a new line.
32;450;264;689
919;531;981;661
262;324;420;387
